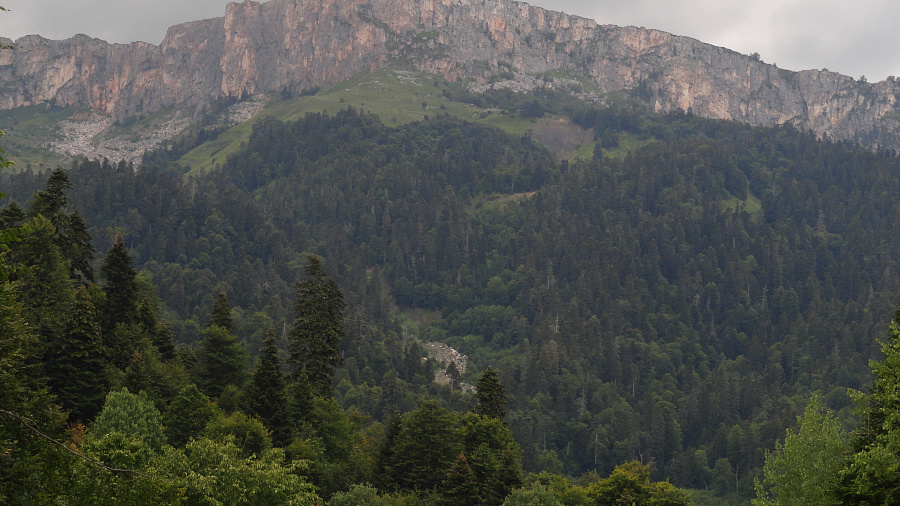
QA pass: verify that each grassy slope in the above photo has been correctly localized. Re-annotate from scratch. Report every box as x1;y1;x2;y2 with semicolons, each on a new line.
0;104;84;171
183;65;551;176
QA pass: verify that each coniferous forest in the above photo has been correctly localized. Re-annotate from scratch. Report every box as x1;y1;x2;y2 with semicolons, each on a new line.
5;99;900;504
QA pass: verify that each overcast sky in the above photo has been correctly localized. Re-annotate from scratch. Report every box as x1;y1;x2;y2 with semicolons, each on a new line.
2;0;897;81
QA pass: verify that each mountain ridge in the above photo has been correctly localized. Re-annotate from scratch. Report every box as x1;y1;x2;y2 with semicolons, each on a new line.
3;0;900;150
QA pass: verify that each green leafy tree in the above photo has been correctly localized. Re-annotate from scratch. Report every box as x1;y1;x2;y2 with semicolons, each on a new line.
171;437;320;505
501;483;562;506
753;395;846;505
196;325;248;398
163;383;217;447
476;366;508;420
836;305;900;504
247;327;291;445
204;411;272;459
92;387;167;451
289;255;346;397
587;461;688;506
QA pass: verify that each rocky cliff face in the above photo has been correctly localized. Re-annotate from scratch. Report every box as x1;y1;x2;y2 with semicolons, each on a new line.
3;0;900;150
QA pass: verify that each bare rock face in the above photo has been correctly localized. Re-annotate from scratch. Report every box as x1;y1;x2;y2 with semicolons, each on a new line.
2;0;900;149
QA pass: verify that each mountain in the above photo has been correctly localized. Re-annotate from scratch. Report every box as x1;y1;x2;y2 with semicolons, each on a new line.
3;0;900;151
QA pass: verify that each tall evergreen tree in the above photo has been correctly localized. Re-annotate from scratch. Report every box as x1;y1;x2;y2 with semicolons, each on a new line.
26;168;95;282
45;284;108;422
289;255;346;397
247;327;291;445
209;291;234;332
475;366;507;420
100;235;139;368
196;325;248;398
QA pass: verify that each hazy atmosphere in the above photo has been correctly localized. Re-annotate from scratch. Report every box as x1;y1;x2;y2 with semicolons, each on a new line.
1;0;897;81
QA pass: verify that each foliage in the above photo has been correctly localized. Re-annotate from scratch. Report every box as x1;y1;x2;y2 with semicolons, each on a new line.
163;383;217;447
501;483;562;506
476;365;508;420
752;395;846;505
836;305;900;503
586;460;688;505
209;291;234;332
290;255;346;397
204;411;272;459
91;387;167;451
11;100;900;500
45;283;109;421
246;327;291;444
195;324;248;398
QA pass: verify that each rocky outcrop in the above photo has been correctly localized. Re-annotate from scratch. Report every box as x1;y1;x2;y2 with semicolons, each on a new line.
2;0;900;149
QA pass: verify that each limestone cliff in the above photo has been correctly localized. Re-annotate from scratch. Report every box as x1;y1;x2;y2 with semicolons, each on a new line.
2;0;900;149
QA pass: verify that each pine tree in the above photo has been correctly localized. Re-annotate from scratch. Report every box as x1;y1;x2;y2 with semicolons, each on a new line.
45;284;108;421
475;366;507;420
289;255;346;397
247;327;291;445
209;291;234;332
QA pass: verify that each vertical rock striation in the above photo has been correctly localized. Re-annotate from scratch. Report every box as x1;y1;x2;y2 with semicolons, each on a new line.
2;0;900;149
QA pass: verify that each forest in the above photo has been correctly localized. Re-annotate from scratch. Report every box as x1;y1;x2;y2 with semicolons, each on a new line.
4;97;900;504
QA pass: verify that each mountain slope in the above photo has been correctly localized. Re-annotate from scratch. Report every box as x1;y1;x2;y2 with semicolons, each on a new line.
3;0;900;150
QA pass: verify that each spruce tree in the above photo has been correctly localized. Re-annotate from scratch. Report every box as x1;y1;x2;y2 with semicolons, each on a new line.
247;327;291;445
289;255;346;397
475;366;507;420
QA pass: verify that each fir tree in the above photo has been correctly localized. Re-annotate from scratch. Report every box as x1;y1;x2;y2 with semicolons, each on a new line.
247;327;291;445
209;291;234;332
45;284;108;421
475;366;507;420
196;325;248;398
289;255;346;397
437;454;481;505
100;235;139;367
26;168;94;282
